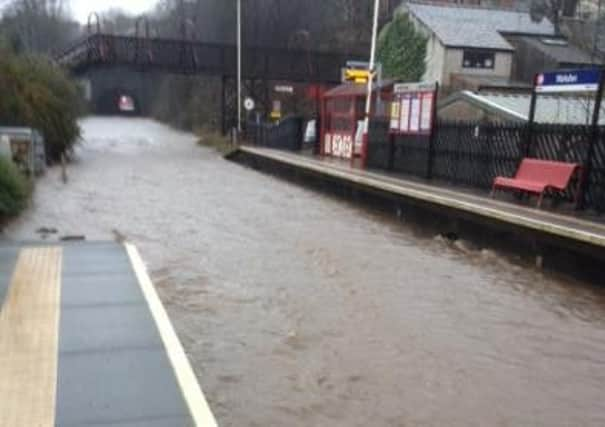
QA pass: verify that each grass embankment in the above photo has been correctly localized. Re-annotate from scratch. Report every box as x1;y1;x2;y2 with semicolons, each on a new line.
0;157;31;222
196;129;237;156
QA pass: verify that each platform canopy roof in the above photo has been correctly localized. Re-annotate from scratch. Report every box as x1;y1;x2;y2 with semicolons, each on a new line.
324;80;395;98
440;91;605;125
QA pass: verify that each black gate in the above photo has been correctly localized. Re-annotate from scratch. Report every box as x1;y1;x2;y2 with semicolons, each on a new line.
246;116;304;151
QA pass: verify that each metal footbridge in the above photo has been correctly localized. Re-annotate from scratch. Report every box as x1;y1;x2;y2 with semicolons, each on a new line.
55;33;357;83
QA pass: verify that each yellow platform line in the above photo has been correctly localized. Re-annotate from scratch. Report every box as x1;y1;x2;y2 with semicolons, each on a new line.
0;247;63;427
125;243;218;427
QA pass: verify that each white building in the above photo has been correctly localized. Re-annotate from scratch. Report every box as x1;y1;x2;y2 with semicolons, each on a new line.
399;3;556;86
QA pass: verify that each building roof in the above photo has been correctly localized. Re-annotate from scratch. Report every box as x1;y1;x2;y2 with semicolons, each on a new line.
0;127;39;137
404;3;555;50
450;74;533;92
439;90;605;124
324;80;395;98
512;35;595;65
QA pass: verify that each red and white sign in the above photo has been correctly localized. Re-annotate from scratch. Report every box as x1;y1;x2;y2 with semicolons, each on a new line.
324;133;354;159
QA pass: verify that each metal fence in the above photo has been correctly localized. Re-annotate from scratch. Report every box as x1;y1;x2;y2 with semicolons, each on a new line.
246;116;304;151
367;120;605;212
584;126;605;211
432;122;526;189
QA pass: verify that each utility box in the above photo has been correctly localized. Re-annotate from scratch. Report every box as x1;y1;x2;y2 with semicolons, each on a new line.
0;127;46;175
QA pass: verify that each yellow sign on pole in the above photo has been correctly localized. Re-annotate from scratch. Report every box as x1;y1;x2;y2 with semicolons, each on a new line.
344;69;372;84
271;100;282;120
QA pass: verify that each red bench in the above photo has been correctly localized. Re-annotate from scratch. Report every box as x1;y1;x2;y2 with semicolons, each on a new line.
492;158;582;208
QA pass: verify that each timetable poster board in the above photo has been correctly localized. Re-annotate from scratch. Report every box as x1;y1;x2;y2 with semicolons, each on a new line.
420;92;434;131
390;101;400;131
399;95;411;133
390;82;437;135
409;95;421;133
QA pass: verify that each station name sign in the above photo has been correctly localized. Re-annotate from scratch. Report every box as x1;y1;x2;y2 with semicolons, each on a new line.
342;60;381;84
535;69;602;93
274;85;294;94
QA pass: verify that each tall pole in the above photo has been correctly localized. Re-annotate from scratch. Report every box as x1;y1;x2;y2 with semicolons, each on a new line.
525;77;538;157
361;0;380;168
592;0;603;65
237;0;242;134
179;0;186;40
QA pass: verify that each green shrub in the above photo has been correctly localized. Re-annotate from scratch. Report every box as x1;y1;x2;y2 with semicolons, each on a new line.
0;157;30;218
0;43;82;163
377;13;427;82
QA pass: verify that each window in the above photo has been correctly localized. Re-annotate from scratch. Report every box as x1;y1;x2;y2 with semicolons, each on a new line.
331;117;352;132
540;38;568;46
462;50;495;69
327;98;351;114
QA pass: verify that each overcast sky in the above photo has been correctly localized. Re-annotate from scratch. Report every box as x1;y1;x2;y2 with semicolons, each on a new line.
70;0;157;23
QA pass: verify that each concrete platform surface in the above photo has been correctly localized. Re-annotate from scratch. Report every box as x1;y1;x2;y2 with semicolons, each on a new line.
0;241;217;427
238;146;605;250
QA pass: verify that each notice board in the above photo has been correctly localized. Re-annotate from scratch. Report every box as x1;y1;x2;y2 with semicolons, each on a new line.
390;82;437;135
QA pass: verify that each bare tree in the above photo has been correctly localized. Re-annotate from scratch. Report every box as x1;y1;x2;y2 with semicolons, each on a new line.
101;8;138;36
530;0;582;33
1;0;80;53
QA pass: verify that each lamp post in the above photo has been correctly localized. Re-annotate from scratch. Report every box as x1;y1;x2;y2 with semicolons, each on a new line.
362;0;381;168
291;30;320;153
237;0;242;134
592;0;603;65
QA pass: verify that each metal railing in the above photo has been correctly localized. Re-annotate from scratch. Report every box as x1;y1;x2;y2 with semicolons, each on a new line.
246;116;304;151
55;34;359;83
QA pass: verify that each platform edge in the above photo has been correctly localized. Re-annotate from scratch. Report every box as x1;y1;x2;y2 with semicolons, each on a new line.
124;243;218;427
238;146;605;249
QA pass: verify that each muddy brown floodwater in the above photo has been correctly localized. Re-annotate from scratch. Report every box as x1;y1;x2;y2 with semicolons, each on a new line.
5;117;605;426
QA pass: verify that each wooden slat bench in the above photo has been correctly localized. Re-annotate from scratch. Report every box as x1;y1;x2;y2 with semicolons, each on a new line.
492;158;582;208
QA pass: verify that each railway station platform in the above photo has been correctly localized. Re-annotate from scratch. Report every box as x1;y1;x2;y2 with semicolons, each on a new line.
0;241;217;427
233;146;605;281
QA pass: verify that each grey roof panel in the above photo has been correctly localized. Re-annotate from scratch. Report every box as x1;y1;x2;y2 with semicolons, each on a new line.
406;3;555;50
443;90;605;124
482;93;604;124
520;36;594;64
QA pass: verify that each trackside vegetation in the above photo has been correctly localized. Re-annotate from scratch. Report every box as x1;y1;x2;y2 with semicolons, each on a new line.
0;40;83;220
0;41;82;163
0;157;30;220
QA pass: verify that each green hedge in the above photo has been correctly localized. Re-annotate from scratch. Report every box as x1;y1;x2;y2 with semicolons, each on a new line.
0;157;30;218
